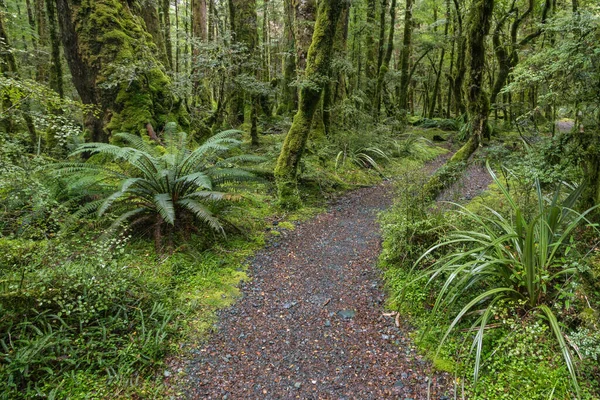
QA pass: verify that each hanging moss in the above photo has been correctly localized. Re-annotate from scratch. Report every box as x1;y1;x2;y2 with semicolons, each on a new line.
69;0;187;137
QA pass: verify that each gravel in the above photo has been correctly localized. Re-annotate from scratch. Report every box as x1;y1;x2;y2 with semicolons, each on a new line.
165;148;502;400
166;154;485;399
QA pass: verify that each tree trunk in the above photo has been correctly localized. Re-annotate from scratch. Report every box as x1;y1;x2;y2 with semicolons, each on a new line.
191;0;210;108
461;0;494;154
46;0;64;97
423;0;494;200
161;0;173;70
35;0;49;82
55;0;187;141
398;0;413;111
228;0;259;144
323;4;349;135
133;0;170;69
451;0;466;116
275;0;346;209
428;0;449;118
374;0;396;119
364;0;378;102
293;0;317;74
278;0;297;114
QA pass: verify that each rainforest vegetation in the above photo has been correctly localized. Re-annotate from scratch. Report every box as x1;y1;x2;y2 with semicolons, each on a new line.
1;0;600;397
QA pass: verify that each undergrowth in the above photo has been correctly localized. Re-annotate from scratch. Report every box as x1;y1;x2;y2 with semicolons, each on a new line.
379;134;600;399
1;123;441;398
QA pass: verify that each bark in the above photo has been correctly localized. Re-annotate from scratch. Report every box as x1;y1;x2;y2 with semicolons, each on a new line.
323;4;349;135
463;0;494;149
364;0;378;101
292;0;317;74
55;0;187;141
278;0;297;114
192;0;208;41
35;0;49;82
398;0;413;111
376;0;387;77
275;0;346;209
428;0;449;118
134;0;170;69
228;0;259;144
161;0;173;70
451;0;466;115
191;0;210;107
46;0;64;97
374;0;396;119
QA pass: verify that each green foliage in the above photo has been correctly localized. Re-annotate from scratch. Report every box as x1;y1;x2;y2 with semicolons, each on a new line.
410;163;596;394
54;127;263;248
0;157;65;239
417;118;460;131
335;144;388;172
0;234;177;399
466;319;576;400
0;77;86;157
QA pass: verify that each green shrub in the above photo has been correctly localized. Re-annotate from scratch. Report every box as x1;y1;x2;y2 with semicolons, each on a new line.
409;163;597;395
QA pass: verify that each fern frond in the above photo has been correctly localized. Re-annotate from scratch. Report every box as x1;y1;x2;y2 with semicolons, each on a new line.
177;198;224;234
153;193;175;225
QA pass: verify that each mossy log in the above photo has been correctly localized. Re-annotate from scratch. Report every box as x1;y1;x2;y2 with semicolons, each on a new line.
274;0;346;209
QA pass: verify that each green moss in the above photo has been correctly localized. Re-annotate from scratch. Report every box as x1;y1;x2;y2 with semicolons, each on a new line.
76;0;188;137
277;221;295;231
433;356;456;373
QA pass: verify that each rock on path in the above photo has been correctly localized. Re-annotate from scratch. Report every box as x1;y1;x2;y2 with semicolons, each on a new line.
178;182;454;399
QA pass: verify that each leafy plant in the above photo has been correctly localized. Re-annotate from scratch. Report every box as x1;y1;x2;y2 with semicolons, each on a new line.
54;127;262;249
409;163;597;394
335;144;388;171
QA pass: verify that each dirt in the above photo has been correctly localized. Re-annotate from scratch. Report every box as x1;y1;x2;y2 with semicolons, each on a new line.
169;153;492;399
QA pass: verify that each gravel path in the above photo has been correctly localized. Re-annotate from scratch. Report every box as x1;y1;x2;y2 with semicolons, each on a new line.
175;174;457;399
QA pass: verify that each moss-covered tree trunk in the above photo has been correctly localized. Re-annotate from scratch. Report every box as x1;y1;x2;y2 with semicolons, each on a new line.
323;4;349;136
274;0;346;209
132;0;170;69
228;0;260;144
277;0;297;114
451;0;466;116
191;0;212;110
428;0;449;118
398;0;413;111
46;0;64;98
364;0;378;102
374;0;396;119
293;0;317;74
423;0;494;200
160;0;173;70
55;0;187;142
462;0;494;152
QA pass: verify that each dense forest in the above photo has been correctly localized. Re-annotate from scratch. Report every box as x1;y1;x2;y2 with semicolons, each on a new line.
1;0;600;397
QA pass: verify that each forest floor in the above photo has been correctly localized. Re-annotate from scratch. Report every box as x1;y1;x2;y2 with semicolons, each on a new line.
168;153;491;399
